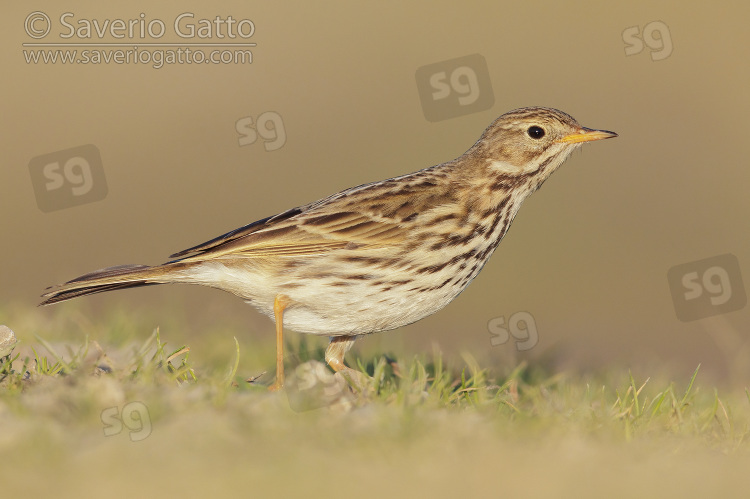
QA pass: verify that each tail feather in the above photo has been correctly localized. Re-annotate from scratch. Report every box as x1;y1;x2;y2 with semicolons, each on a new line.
40;263;188;306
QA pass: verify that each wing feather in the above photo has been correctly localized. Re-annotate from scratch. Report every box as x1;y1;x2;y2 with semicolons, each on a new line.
169;166;457;263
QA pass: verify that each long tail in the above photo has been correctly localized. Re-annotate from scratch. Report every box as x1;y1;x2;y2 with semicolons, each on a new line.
39;262;193;306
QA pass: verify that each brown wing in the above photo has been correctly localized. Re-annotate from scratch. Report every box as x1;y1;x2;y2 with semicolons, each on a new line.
168;164;460;263
168;206;304;258
169;184;415;263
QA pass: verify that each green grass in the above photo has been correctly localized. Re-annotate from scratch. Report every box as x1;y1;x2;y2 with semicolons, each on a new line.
1;315;750;498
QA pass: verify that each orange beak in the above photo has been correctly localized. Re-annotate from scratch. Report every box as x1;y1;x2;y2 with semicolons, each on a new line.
556;127;618;144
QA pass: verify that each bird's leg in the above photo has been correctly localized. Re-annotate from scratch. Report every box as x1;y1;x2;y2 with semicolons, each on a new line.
325;336;356;372
325;336;370;393
269;294;291;391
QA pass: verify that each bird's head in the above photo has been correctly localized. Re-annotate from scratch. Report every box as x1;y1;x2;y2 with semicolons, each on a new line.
473;107;617;181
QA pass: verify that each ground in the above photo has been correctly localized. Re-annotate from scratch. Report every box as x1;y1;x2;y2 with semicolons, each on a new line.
1;309;749;498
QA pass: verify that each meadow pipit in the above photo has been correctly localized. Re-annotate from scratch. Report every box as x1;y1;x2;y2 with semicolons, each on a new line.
41;107;617;389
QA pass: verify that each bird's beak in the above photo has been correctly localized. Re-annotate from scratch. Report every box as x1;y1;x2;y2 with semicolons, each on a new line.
556;127;618;144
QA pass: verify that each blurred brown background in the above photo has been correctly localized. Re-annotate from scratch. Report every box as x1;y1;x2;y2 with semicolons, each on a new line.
2;1;748;384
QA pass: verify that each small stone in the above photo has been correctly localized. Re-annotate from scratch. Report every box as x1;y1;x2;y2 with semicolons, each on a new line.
285;360;355;412
0;325;18;358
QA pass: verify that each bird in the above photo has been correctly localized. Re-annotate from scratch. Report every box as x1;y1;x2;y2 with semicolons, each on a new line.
40;107;617;390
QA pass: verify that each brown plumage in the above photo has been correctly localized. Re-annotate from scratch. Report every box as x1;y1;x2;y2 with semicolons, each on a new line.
40;107;617;389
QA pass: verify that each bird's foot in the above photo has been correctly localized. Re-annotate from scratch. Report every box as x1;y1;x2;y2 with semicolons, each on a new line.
334;367;372;394
268;380;284;392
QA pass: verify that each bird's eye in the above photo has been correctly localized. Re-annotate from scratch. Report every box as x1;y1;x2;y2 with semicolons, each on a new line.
527;126;545;139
